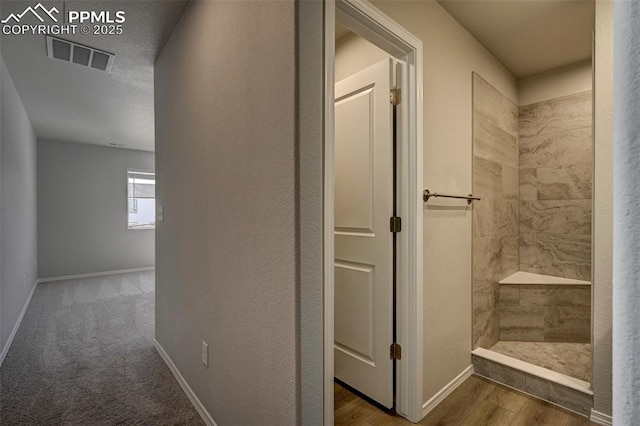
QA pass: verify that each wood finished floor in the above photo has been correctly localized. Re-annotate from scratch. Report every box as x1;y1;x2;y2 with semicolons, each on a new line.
335;375;597;425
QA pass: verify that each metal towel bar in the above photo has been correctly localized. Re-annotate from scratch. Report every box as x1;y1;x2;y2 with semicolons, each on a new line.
423;189;481;205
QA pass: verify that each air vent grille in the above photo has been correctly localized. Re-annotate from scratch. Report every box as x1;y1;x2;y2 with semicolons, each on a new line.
46;36;115;72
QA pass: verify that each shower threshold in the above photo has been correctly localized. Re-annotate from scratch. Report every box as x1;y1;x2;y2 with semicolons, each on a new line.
471;345;593;416
490;341;591;382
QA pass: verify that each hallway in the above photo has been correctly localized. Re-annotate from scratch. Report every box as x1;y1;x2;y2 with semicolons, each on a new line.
0;271;202;425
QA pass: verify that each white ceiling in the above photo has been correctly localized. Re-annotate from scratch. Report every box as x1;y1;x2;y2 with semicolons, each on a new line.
0;0;188;152
437;0;595;78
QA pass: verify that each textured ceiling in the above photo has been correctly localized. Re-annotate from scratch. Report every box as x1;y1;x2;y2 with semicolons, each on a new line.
0;0;188;152
437;0;595;78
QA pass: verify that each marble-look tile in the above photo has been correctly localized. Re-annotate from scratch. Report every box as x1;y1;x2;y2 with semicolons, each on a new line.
537;91;592;136
502;236;519;276
520;200;592;235
474;302;500;349
520;127;592;169
474;115;518;168
519;263;546;276
519;169;537;200
519;233;538;265
499;285;520;305
473;237;502;280
524;375;593;415
474;281;500;348
519;285;591;308
472;355;526;389
473;156;502;198
537;164;592;200
502;165;519;199
473;198;518;238
473;74;519;138
499;304;545;341
536;234;592;281
489;341;591;382
545;307;591;343
519;104;537;138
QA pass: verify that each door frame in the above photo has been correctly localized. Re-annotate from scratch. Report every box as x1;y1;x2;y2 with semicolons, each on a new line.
324;0;424;423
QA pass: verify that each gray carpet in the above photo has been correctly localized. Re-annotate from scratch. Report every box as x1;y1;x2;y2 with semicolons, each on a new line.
0;271;204;425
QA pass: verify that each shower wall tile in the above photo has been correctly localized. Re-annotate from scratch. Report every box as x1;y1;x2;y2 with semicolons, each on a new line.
498;284;591;343
519;169;537;200
502;165;519;199
519;127;593;169
519;285;591;308
518;92;592;282
502;236;519;276
499;285;520;305
545;307;591;343
474;277;500;348
519;200;592;235
536;234;591;281
472;73;519;349
518;104;537;137
519;233;537;265
473;74;519;139
499;304;545;341
537;164;592;200
473;236;502;280
473;198;518;239
536;91;592;135
474;116;518;168
474;157;502;197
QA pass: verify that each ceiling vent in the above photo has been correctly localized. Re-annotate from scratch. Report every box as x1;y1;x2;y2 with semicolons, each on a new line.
46;36;115;73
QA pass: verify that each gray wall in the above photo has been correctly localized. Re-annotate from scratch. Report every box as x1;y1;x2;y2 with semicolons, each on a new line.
471;73;520;349
154;1;299;424
37;139;154;278
0;58;38;356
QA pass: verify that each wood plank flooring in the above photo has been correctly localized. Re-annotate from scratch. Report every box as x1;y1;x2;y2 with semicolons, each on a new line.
335;375;597;425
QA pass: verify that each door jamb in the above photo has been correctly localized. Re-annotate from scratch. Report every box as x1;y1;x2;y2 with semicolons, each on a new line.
324;0;424;423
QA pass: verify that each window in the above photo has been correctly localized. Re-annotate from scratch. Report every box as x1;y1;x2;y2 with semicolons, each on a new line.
127;170;155;230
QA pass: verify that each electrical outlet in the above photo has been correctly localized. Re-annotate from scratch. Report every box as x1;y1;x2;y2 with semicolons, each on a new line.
157;206;164;222
202;341;209;367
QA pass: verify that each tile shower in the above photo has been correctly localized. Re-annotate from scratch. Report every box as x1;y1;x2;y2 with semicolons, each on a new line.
471;73;593;415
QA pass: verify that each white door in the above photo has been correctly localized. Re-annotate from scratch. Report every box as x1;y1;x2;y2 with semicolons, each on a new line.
334;58;394;409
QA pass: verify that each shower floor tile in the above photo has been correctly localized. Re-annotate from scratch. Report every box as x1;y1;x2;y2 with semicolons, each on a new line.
489;341;591;382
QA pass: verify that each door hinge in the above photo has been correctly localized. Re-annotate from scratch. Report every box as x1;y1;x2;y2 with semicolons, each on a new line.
390;342;402;360
390;88;401;105
390;216;402;233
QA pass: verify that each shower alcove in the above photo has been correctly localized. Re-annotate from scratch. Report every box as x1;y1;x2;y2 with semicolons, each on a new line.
471;72;594;416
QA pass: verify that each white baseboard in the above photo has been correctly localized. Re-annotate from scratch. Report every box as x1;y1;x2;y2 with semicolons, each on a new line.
0;280;38;367
38;267;155;283
590;409;612;425
422;365;474;418
154;339;217;426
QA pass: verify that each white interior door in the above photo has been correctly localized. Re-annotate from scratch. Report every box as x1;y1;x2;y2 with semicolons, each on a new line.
334;58;394;409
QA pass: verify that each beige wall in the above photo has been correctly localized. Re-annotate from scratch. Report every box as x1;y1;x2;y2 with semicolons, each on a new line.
518;60;592;106
154;1;299;424
592;0;613;417
367;0;517;404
